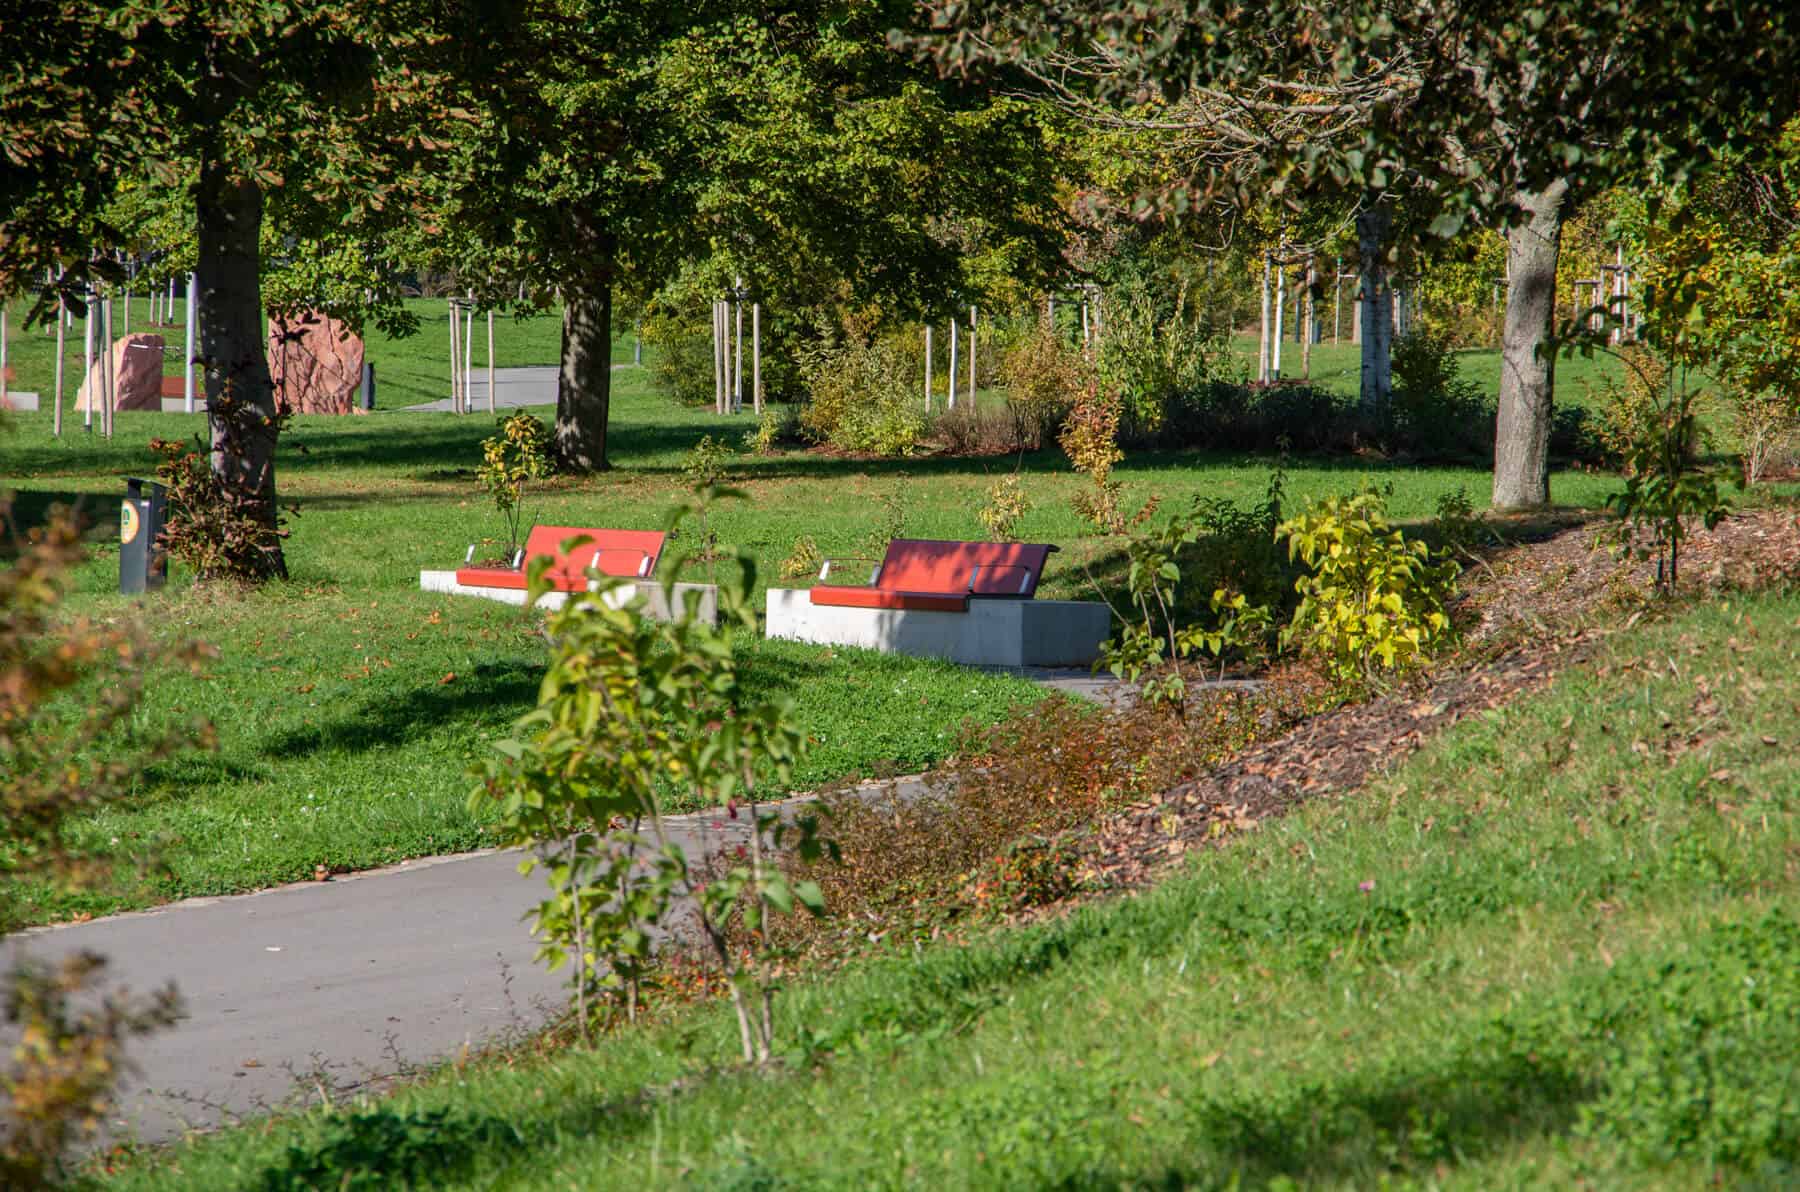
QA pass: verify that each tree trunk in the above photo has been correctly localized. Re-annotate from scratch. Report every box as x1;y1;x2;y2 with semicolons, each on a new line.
1492;178;1570;511
196;159;285;580
1356;202;1392;417
555;223;614;472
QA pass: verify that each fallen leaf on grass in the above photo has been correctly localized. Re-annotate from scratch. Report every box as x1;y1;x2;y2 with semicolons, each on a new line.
440;672;456;685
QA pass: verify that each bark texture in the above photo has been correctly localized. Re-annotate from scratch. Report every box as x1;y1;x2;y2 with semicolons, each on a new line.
1492;178;1570;511
196;161;286;579
556;221;614;472
1356;203;1392;416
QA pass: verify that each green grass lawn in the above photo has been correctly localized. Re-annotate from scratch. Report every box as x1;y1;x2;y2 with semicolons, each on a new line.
101;585;1800;1189
1;299;1634;924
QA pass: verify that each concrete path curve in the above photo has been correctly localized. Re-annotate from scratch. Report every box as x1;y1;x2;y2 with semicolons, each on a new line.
1;669;1161;1146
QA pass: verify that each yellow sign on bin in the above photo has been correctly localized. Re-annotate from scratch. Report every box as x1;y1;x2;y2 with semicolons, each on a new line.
120;499;141;545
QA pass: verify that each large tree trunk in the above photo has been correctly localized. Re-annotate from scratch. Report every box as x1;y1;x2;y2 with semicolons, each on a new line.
196;158;286;580
1356;202;1392;417
1492;178;1570;511
555;221;614;472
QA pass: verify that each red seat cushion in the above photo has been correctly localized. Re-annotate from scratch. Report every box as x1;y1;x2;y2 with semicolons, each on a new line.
455;525;666;593
809;585;969;612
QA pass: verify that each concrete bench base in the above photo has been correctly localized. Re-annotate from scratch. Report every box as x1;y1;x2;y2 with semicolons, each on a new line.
766;589;1111;667
420;570;718;624
1;391;39;411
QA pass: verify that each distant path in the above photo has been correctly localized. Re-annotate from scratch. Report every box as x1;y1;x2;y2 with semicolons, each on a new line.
0;671;1162;1146
400;363;634;412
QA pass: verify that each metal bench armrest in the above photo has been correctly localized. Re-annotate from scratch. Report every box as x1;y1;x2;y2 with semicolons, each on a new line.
817;556;882;584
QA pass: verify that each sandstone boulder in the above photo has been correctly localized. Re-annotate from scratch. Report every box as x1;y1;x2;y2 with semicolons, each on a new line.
269;312;365;414
76;334;165;412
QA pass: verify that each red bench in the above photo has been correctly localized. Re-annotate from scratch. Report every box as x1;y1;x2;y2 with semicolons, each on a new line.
809;539;1056;612
455;525;666;592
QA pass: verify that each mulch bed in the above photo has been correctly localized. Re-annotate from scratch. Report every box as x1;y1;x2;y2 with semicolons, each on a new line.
1074;505;1800;893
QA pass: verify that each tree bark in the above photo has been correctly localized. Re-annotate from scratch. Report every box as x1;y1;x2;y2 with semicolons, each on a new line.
1356;202;1392;417
196;158;286;580
1492;178;1570;511
555;221;614;472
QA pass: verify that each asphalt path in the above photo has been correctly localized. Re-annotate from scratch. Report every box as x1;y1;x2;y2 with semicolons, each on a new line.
0;670;1171;1145
400;364;632;412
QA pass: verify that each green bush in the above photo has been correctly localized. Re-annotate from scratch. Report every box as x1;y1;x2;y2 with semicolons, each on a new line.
1278;488;1460;685
1388;327;1494;460
797;334;926;456
1096;279;1228;443
641;311;717;408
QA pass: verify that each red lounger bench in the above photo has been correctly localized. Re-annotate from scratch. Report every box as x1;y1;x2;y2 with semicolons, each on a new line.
455;525;666;592
809;539;1056;612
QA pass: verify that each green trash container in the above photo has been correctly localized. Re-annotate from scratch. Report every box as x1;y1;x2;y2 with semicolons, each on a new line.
120;476;167;594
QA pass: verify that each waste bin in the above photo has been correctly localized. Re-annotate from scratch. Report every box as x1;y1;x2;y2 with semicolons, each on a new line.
120;476;167;594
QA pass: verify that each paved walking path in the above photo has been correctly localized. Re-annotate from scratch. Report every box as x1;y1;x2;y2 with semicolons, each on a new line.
0;668;1186;1146
400;363;634;412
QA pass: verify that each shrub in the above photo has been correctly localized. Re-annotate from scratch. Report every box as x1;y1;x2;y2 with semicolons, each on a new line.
797;335;926;456
1730;389;1797;485
643;311;717;408
1096;280;1227;443
936;403;1035;455
742;404;803;456
1278;488;1460;686
1603;381;1734;594
1059;384;1126;533
475;413;552;559
1589;345;1671;473
978;474;1032;542
148;395;293;584
1162;380;1352;454
1001;319;1091;442
1387;327;1493;460
471;490;829;1058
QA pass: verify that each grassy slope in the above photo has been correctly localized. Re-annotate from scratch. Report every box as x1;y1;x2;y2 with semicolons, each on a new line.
108;587;1800;1189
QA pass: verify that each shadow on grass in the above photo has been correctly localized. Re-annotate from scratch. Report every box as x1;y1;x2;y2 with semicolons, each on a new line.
0;489;105;555
258;659;541;762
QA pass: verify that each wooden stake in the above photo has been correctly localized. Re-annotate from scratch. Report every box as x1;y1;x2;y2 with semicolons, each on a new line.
733;290;744;413
1;308;8;407
1258;257;1272;382
53;296;65;436
457;298;471;415
184;273;197;413
82;299;94;431
448;300;461;413
1301;265;1314;380
712;300;724;415
752;302;762;415
948;319;958;409
487;309;496;414
968;305;977;409
923;324;933;411
1272;265;1286;378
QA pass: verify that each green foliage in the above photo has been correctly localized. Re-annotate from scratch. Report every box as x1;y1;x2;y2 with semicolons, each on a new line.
1059;383;1125;533
147;394;295;584
643;311;719;409
474;413;552;558
680;434;736;489
742;406;800;456
1096;277;1227;442
1278;489;1459;685
1387;327;1492;459
472;493;831;1057
778;536;823;581
251;1107;518;1191
1;502;204;1187
797;335;927;457
1001;318;1090;445
977;473;1031;542
1603;381;1734;594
